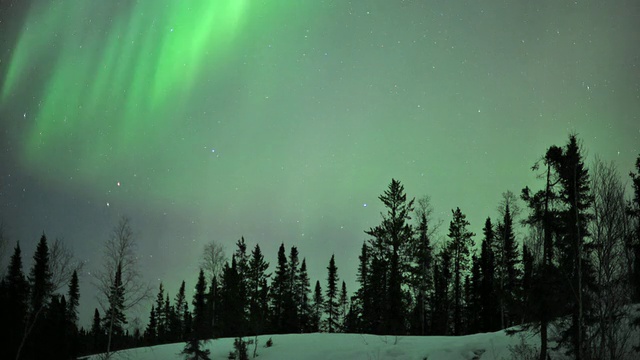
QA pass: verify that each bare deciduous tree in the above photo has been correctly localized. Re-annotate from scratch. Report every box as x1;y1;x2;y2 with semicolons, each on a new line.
200;240;226;282
588;158;635;360
49;237;84;292
94;216;151;358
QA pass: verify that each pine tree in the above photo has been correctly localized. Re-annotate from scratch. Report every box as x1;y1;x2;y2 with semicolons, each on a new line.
311;280;324;332
67;270;80;327
247;244;270;335
206;275;219;337
173;281;187;341
66;269;80;359
296;258;311;332
495;200;521;329
270;243;290;333
324;254;340;333
284;246;300;332
431;248;451;335
550;135;594;360
192;269;208;340
466;254;482;334
29;233;53;314
155;282;167;343
4;242;29;359
365;179;414;335
219;257;245;336
91;308;102;351
164;293;173;341
103;262;127;350
409;202;433;335
354;242;371;333
479;218;500;332
145;305;158;344
522;143;564;360
447;207;475;335
521;243;534;324
338;281;348;332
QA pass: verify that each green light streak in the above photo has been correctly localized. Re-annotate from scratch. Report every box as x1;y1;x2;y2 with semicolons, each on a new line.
1;0;258;200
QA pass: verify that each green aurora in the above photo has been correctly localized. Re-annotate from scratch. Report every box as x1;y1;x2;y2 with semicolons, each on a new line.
1;0;638;326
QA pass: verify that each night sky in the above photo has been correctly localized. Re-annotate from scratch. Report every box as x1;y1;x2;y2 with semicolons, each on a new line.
1;0;639;328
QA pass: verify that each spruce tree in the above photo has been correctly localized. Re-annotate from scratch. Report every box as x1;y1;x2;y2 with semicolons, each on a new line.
521;143;564;360
354;242;371;333
495;201;521;329
4;242;29;359
409;202;433;335
284;246;300;332
479;218;499;332
219;257;245;336
247;244;269;335
91;308;102;352
324;255;340;333
365;179;414;335
29;233;53;314
155;282;167;343
311;280;324;332
338;281;348;332
174;281;187;341
431;249;451;335
145;305;158;344
550;135;594;360
103;262;127;349
67;270;80;327
446;207;475;335
270;243;290;333
192;269;208;340
296;258;311;332
466;254;482;334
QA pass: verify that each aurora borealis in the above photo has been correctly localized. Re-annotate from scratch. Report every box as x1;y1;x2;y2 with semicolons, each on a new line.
1;0;639;327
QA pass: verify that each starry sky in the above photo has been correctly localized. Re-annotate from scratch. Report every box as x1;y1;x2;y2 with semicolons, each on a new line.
1;0;639;328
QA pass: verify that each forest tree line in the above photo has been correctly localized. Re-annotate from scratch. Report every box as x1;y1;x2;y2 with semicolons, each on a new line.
1;134;639;360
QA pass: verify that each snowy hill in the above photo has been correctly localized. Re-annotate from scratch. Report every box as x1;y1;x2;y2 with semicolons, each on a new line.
85;330;551;360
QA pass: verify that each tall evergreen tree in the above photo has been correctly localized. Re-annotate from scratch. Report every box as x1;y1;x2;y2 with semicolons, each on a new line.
311;280;324;332
284;246;300;332
296;258;311;332
479;218;499;332
431;248;451;335
219;257;245;336
29;233;53;314
173;280;187;341
270;243;290;333
155;282;167;343
324;254;340;333
103;262;127;348
550;135;594;360
354;242;371;333
365;179;414;335
495;201;521;329
446;207;475;335
91;308;103;352
338;281;348;332
3;242;29;359
522;143;564;360
247;244;269;336
145;305;158;344
67;270;80;327
466;254;482;334
409;201;434;335
192;269;208;340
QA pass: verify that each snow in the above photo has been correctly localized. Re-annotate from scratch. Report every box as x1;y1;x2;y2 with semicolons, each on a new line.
84;329;550;360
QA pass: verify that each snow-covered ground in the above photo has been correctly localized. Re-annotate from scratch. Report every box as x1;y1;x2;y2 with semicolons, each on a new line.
85;329;553;360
